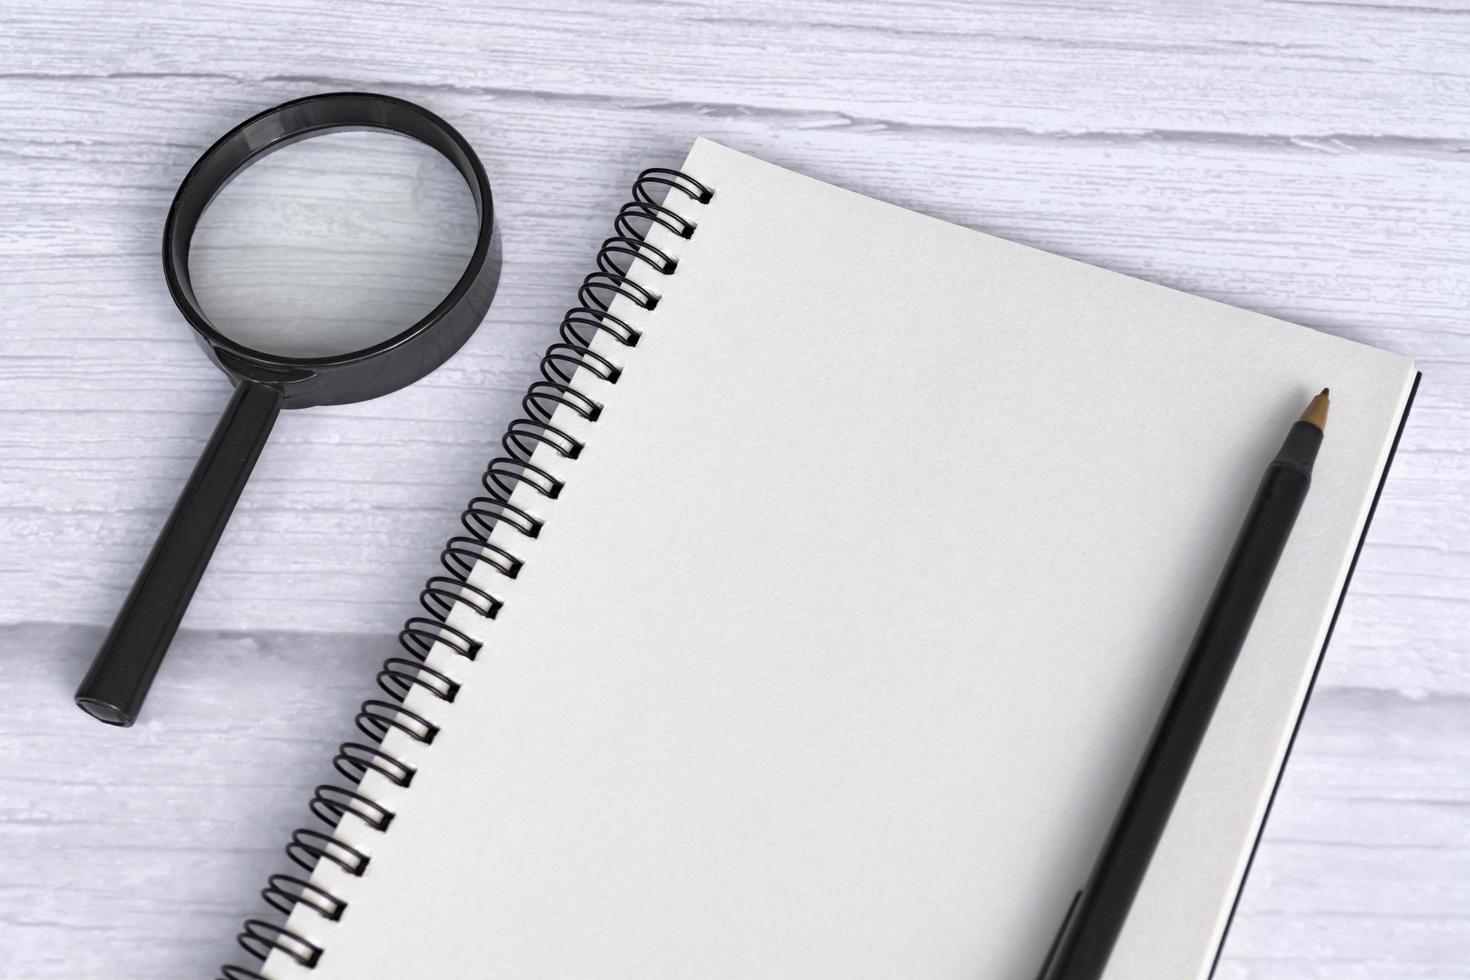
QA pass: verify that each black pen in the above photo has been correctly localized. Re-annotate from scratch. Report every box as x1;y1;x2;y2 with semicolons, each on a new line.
1036;388;1331;980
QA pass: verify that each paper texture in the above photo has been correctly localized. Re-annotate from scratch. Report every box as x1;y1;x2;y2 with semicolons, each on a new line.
266;139;1415;979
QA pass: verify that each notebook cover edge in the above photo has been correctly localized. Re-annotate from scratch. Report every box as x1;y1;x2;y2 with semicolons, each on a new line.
1207;369;1422;977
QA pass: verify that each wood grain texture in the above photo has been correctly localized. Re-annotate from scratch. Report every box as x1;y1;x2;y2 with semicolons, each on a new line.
0;1;1466;977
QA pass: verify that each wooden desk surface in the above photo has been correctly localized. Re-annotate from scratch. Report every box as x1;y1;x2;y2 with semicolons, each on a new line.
1;2;1465;976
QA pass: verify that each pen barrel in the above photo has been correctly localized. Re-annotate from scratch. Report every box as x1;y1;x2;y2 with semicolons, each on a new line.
1038;442;1315;980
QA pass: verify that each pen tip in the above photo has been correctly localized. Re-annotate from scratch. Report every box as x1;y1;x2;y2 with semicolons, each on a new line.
1300;389;1330;430
1321;387;1330;397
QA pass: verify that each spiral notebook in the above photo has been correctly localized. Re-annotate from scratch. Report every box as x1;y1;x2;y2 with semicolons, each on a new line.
232;138;1418;980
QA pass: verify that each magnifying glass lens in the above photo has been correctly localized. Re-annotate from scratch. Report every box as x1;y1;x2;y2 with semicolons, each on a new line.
189;130;481;359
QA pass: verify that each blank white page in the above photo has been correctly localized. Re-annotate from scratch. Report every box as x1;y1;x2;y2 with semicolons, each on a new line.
268;139;1415;980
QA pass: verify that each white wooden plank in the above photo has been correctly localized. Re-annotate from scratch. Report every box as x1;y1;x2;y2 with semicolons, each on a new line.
3;0;1470;139
2;622;1464;979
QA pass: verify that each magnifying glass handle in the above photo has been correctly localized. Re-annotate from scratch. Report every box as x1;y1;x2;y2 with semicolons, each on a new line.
76;380;284;726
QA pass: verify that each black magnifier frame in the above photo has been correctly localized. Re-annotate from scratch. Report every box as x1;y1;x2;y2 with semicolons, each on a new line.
76;92;501;727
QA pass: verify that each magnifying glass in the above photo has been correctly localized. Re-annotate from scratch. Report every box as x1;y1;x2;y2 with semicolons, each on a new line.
75;93;501;726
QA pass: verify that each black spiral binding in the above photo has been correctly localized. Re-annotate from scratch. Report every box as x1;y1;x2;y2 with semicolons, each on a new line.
219;166;713;980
